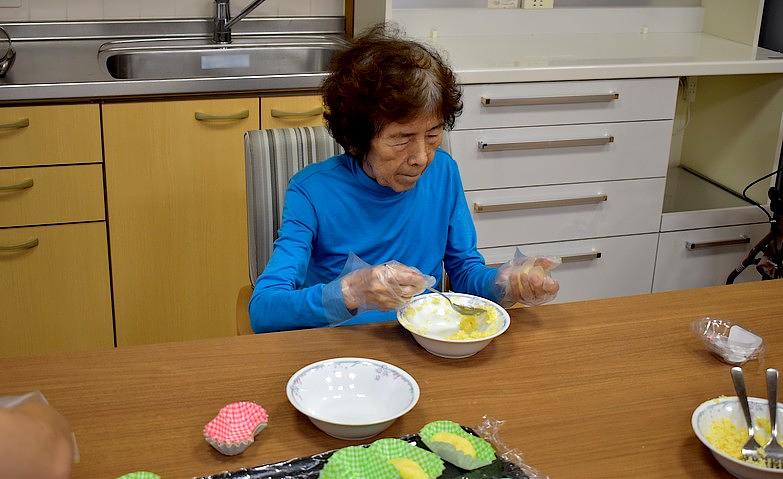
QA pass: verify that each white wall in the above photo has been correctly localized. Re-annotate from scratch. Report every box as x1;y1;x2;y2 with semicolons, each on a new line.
0;0;343;22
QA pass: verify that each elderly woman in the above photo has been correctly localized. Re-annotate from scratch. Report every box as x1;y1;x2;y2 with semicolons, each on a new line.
249;25;558;333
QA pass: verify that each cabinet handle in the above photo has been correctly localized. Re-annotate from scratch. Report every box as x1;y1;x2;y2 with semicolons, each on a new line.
561;251;602;263
487;251;601;268
480;93;619;107
0;178;33;191
474;194;608;213
0;238;39;251
478;136;614;152
0;118;30;129
685;236;750;250
194;110;249;121
270;107;324;118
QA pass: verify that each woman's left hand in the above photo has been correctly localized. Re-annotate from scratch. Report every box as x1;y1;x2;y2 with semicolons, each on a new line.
496;257;560;306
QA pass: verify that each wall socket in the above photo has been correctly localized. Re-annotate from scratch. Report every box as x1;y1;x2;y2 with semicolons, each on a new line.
685;77;698;103
523;0;554;8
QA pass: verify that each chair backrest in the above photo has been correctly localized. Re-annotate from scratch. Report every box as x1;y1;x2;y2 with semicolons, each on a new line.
244;126;344;285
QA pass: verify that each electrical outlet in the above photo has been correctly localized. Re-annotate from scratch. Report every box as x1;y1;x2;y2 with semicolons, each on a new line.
523;0;554;8
685;77;698;103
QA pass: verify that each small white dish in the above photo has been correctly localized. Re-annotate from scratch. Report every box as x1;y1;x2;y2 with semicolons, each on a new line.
692;396;783;479
397;292;510;359
286;357;420;440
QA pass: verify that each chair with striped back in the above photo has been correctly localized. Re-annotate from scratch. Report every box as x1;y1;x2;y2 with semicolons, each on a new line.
244;126;344;287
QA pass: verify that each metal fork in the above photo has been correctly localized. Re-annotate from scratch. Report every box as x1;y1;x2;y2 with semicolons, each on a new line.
731;367;763;462
764;368;783;468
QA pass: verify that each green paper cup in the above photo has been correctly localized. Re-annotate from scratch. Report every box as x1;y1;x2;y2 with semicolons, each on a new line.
419;420;495;470
370;438;445;478
319;446;400;479
115;472;161;479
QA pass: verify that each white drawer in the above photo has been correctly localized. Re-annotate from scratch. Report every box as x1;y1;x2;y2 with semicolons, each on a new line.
457;78;678;130
652;223;770;292
466;178;665;248
480;233;658;303
452;120;673;190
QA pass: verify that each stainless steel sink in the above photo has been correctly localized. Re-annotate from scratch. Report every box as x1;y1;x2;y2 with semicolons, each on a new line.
99;36;342;80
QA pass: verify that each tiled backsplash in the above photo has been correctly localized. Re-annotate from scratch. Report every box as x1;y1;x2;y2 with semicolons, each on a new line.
0;0;343;21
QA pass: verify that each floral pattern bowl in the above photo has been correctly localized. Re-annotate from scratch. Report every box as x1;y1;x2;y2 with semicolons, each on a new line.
286;357;420;440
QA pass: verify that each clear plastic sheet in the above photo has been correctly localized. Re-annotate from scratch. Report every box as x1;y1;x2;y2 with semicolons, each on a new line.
198;422;533;479
692;316;765;365
474;416;548;479
0;391;80;464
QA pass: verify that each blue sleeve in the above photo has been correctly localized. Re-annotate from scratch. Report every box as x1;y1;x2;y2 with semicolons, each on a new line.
442;160;501;303
248;181;352;333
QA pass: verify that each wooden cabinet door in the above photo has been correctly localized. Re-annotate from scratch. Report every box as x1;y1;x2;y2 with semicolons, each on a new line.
0;223;114;358
103;98;258;346
260;95;325;129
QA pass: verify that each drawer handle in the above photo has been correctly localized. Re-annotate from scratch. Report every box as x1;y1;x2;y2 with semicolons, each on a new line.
194;110;250;121
480;93;619;107
0;238;39;251
561;251;602;263
270;107;324;118
0;178;33;191
0;118;30;129
474;194;608;213
685;236;750;250
487;252;601;268
478;136;614;152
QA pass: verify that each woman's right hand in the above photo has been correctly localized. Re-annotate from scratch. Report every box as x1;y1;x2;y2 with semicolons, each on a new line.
340;261;428;311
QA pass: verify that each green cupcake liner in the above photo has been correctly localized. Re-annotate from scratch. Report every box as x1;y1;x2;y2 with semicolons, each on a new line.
115;472;161;479
419;420;495;470
319;446;400;479
369;438;445;478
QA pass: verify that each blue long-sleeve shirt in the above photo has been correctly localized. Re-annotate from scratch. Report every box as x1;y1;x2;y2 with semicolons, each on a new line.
249;149;499;333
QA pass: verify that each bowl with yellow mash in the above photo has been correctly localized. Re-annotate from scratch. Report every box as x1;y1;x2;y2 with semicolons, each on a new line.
692;395;783;479
397;292;510;359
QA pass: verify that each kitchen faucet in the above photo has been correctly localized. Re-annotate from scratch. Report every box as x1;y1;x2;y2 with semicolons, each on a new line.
213;0;268;44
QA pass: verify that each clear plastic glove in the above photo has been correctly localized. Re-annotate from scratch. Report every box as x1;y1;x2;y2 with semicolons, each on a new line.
340;258;435;312
495;249;560;307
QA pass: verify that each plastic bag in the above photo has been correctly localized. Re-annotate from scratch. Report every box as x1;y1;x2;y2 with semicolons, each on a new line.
474;416;549;479
691;317;764;365
0;391;80;463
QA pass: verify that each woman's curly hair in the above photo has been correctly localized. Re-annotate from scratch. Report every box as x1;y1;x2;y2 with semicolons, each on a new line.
321;23;463;161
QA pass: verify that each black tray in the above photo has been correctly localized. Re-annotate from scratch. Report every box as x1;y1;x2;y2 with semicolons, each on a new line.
198;427;530;479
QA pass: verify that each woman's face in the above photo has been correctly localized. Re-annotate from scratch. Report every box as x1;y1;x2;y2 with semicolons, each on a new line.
362;113;444;192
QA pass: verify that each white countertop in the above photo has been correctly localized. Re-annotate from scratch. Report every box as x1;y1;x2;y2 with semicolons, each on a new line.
425;32;783;83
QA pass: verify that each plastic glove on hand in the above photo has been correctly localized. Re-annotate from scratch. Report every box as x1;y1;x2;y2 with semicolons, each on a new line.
341;260;431;311
496;255;560;307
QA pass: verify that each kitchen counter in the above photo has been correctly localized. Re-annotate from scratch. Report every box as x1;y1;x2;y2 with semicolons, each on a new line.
429;32;783;84
2;280;782;478
3;20;783;103
0;18;344;103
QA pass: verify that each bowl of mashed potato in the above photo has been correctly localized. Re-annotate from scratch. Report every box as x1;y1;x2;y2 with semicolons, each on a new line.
692;395;783;479
397;292;510;358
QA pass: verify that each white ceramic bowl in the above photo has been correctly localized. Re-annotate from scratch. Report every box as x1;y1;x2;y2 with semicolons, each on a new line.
286;357;420;440
692;396;783;479
397;292;510;359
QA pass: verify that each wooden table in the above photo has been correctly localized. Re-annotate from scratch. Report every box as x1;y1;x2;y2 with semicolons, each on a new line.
2;280;783;478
